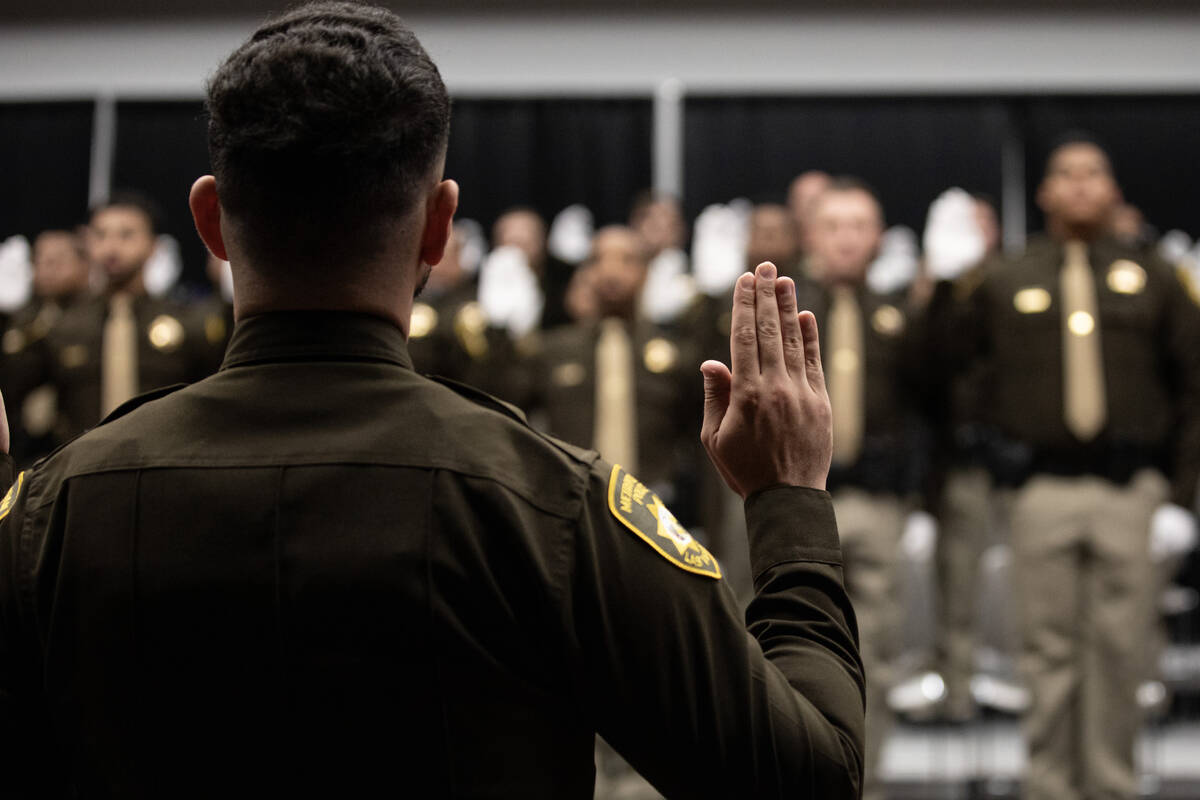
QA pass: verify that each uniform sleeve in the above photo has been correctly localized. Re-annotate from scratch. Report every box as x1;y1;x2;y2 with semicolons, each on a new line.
566;464;865;799
1162;269;1200;509
0;462;66;797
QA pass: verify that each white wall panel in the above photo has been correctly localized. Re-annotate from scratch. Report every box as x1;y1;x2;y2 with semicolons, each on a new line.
1;11;1200;99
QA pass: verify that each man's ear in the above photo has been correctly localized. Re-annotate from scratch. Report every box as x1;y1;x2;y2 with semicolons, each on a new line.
189;175;229;262
418;179;459;267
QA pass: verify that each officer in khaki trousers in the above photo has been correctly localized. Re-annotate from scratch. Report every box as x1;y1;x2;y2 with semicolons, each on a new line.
940;135;1200;800
799;177;924;800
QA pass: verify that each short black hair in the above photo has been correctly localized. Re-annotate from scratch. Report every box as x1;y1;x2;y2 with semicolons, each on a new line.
205;1;451;272
90;189;163;236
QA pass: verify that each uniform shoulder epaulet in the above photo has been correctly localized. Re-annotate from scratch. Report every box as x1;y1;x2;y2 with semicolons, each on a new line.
427;375;529;424
97;383;188;427
427;375;599;466
26;383;190;473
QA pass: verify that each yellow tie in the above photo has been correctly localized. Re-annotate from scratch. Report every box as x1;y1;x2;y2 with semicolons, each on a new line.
1060;240;1107;441
101;293;139;416
593;318;638;473
828;286;864;465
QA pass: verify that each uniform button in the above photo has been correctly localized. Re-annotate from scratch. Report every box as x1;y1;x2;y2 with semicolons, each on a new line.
1068;311;1095;336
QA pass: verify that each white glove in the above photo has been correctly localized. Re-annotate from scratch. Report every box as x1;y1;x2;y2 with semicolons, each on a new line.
900;510;938;561
692;200;750;296
453;218;487;277
923;188;986;282
547;204;594;266
868;225;919;293
1150;503;1199;562
0;235;32;312
143;234;182;298
477;245;543;340
1158;229;1194;267
639;248;696;325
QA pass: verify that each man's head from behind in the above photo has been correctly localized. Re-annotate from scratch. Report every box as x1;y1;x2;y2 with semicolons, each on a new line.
190;1;457;327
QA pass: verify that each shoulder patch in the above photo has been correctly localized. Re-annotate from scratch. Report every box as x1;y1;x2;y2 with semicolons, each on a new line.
0;471;25;522
607;464;721;579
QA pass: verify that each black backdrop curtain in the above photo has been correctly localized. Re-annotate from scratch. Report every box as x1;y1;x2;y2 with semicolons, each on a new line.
6;94;1200;279
683;95;1010;235
1021;94;1200;237
0;101;93;240
112;100;210;289
109;97;657;285
445;98;654;234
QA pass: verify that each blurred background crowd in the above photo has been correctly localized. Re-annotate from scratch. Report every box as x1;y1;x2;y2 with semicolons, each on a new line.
4;1;1200;798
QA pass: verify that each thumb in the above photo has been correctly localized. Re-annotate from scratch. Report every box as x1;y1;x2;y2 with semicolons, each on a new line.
700;360;732;446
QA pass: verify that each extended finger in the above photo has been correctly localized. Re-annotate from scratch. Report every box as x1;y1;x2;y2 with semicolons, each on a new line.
754;262;783;373
700;360;732;447
776;277;805;378
729;271;759;382
798;310;826;394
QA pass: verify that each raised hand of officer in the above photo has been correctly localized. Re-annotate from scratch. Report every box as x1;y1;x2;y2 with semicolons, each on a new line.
700;261;832;496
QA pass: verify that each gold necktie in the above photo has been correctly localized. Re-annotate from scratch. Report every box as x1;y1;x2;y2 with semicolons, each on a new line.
1060;240;1107;441
101;293;139;417
593;318;638;473
828;286;864;465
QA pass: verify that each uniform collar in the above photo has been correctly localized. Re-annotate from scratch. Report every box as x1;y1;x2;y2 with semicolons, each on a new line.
220;310;413;371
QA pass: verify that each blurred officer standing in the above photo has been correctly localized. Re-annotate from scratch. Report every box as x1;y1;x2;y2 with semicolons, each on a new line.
491;207;575;330
940;135;1200;800
520;226;702;523
922;189;1009;721
747;202;802;279
788;170;832;273
13;194;224;449
406;225;513;397
1;230;92;462
702;202;804;365
0;4;865;795
798;177;924;800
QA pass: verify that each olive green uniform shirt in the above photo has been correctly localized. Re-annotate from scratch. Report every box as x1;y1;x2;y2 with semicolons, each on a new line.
0;310;864;798
5;294;225;452
518;318;703;503
944;235;1200;507
792;277;924;496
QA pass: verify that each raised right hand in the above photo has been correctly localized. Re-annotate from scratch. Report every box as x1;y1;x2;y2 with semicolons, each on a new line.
699;261;832;497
